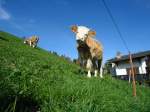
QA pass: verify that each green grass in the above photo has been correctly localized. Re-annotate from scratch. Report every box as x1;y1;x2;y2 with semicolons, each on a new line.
0;31;150;112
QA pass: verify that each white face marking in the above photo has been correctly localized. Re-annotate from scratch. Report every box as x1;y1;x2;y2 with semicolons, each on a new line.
76;26;90;42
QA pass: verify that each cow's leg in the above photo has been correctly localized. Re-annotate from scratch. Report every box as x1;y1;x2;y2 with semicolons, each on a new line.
78;51;83;67
33;45;35;48
24;40;26;44
29;41;32;47
80;58;84;68
94;70;98;77
100;66;103;78
32;43;36;48
86;58;92;78
98;59;103;78
92;59;98;77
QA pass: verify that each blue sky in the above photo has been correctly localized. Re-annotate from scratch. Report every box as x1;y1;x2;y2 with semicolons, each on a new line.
0;0;150;62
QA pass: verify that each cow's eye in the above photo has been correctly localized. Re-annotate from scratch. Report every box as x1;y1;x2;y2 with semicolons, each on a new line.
81;38;84;40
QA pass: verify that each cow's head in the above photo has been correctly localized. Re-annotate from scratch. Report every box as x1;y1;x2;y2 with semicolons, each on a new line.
71;25;96;44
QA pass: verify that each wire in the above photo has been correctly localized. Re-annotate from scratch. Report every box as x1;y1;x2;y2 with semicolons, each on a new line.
101;0;130;52
101;0;137;97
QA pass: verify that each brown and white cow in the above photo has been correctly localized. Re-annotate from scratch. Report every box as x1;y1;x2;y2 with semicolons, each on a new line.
24;35;39;48
71;25;103;78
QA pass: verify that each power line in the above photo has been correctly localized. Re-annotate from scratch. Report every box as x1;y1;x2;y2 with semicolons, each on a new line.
101;0;136;97
101;0;130;52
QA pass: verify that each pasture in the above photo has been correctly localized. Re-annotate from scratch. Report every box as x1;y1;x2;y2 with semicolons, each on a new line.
0;31;150;112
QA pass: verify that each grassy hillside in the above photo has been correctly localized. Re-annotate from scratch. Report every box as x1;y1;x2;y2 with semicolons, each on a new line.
0;31;150;112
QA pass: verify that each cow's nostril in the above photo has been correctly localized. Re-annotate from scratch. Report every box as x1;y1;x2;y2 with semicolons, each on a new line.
77;40;81;43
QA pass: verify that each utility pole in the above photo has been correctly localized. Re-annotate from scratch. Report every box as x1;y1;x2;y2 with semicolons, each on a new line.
102;0;137;97
129;52;136;97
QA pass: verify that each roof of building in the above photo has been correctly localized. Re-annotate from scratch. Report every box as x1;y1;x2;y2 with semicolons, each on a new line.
108;50;150;63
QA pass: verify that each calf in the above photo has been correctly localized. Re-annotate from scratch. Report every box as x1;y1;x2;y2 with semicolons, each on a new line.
24;35;39;48
71;25;103;78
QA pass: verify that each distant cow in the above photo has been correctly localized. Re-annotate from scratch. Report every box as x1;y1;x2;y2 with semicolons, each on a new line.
24;35;39;48
71;25;103;78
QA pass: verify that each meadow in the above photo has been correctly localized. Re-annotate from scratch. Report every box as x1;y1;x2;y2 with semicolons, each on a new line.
0;31;150;112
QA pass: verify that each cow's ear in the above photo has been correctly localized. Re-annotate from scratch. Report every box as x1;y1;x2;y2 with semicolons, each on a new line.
88;30;96;37
71;25;78;33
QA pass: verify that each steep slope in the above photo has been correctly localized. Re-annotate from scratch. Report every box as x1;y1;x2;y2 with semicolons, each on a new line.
0;31;150;112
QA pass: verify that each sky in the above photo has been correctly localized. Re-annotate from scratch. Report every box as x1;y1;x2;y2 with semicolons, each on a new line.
0;0;150;62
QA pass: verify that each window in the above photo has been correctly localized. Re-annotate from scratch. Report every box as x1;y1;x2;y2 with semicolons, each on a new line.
126;67;139;75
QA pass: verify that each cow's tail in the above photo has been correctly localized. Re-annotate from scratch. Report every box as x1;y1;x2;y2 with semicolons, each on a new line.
98;57;103;78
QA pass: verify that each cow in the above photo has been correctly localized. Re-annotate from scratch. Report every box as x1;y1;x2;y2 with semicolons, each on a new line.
71;25;103;78
24;35;39;48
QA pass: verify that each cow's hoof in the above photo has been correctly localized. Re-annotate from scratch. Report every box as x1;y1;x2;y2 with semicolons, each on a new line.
100;76;103;78
87;74;91;78
94;75;97;77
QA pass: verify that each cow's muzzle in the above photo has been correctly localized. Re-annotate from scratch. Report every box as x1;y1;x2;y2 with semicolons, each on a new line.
77;40;84;44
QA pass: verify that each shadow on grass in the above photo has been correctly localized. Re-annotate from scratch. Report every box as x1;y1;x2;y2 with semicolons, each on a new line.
0;36;8;41
0;95;40;112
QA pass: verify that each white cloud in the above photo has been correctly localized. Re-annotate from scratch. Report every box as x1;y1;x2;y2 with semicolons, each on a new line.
0;7;10;20
0;0;28;33
0;0;11;20
0;0;36;34
9;21;27;33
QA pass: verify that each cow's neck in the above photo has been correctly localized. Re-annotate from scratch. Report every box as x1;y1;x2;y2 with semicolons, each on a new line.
85;36;94;49
77;43;89;51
